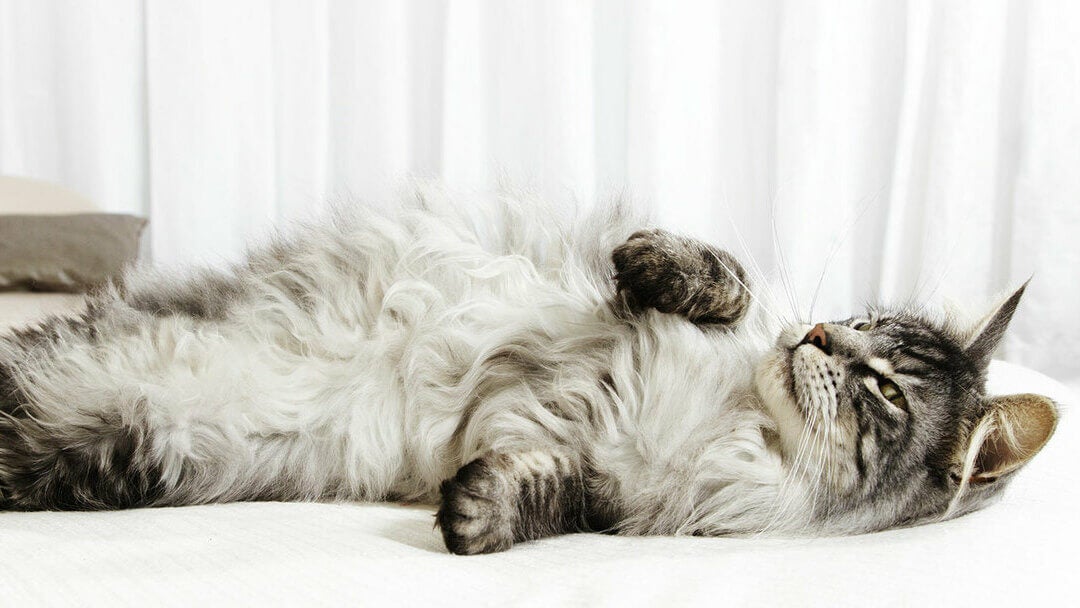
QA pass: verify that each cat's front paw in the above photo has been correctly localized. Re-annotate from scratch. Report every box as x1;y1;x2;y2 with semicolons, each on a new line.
436;457;515;555
612;229;750;324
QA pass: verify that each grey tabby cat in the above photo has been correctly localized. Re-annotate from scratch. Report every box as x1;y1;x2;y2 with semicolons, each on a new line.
0;194;1058;555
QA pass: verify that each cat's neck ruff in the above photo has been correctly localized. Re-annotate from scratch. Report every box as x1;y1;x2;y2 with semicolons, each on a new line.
587;307;812;536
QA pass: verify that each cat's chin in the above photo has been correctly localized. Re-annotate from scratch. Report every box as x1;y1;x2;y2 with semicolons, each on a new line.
753;325;814;461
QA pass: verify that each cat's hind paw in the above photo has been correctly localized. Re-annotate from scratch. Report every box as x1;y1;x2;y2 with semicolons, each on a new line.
436;457;515;555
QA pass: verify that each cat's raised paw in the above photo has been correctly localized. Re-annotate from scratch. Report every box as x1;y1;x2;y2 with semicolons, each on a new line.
436;456;516;555
612;229;750;325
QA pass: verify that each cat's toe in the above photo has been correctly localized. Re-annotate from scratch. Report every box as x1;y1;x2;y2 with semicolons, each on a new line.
436;458;515;555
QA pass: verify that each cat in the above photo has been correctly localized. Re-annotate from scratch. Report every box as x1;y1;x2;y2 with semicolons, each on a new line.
0;189;1058;555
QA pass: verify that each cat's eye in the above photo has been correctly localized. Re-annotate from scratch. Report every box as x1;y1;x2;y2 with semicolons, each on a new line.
877;378;907;410
853;320;872;331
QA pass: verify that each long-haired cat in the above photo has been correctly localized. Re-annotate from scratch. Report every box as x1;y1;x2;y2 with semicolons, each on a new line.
0;189;1057;554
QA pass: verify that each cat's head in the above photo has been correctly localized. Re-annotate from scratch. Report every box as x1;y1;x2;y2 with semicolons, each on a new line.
754;283;1058;533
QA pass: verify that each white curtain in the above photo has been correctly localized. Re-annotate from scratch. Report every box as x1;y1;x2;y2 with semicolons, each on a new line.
1;0;1078;384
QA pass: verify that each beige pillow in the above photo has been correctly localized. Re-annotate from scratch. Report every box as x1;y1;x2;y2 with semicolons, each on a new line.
0;214;147;292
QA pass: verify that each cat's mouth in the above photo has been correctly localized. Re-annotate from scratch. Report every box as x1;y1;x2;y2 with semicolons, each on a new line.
790;344;842;419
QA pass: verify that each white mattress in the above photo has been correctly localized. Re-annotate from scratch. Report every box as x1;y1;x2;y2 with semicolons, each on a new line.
0;295;1075;607
0;293;86;330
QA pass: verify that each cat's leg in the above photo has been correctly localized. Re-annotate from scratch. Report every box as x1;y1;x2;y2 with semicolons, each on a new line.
0;304;167;510
436;448;599;555
611;228;750;325
0;295;345;510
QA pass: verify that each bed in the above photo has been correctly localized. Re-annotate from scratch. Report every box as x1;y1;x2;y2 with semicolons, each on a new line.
0;291;1075;607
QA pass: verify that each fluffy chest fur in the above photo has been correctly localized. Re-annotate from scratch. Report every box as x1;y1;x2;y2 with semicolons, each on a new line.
0;192;793;530
199;200;794;533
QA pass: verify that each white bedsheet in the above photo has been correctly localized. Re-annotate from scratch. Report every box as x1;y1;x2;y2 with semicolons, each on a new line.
0;296;1075;607
0;293;86;331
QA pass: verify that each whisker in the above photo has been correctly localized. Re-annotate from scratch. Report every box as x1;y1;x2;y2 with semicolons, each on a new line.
768;196;803;323
766;401;821;534
761;415;811;533
704;249;786;326
916;237;963;312
807;187;884;322
718;198;795;327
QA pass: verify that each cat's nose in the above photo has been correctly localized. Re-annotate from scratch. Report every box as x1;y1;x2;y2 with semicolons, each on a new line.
801;323;831;355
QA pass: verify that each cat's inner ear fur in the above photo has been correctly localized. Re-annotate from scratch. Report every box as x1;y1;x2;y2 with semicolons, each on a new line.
961;281;1029;370
962;393;1058;484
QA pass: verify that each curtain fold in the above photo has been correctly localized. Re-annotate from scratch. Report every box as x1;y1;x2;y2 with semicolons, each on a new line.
1;0;1077;381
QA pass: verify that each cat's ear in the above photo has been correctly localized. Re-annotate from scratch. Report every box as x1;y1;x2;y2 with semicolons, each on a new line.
961;281;1029;370
965;393;1058;483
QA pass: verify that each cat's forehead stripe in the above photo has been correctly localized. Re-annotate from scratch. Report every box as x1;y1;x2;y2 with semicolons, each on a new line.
872;316;961;369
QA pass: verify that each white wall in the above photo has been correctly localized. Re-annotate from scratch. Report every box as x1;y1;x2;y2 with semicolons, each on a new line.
1;0;1078;383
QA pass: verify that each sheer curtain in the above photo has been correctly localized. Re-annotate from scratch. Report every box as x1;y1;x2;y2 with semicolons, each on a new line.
1;0;1078;383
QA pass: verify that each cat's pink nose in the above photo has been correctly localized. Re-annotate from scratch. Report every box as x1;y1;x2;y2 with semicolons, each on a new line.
802;323;831;354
